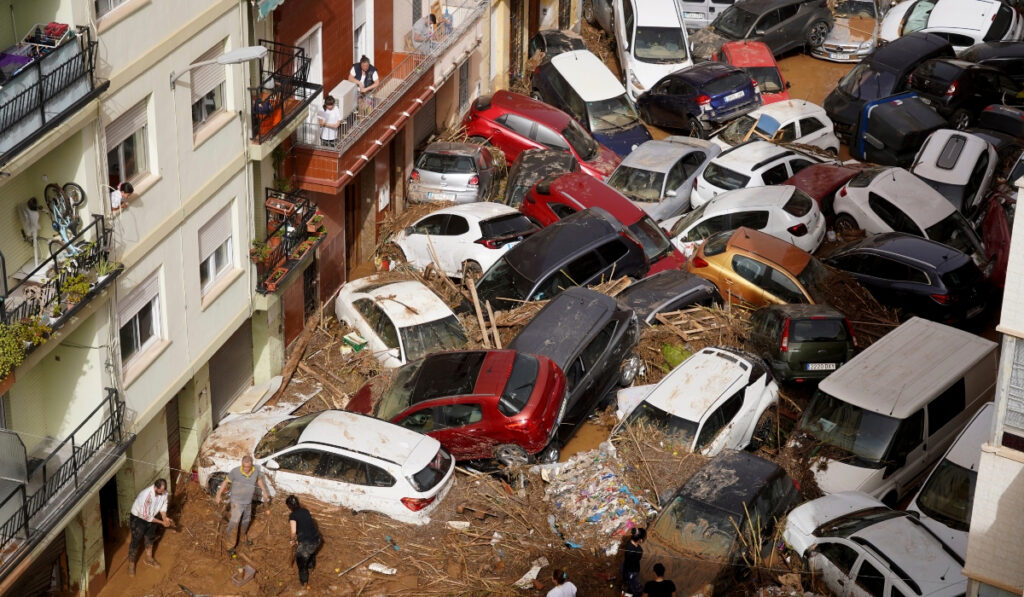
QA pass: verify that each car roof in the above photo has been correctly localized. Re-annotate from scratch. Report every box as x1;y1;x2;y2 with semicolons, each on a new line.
297;410;440;466
546;171;645;221
422;142;484;156
677;451;785;515
514;149;580;172
866;167;955;227
343;277;454;325
549;50;625;103
505;208;624;281
490;90;572;129
749;99;826;123
819;317;996;417
715;140;793;169
636;0;685;26
734;0;803;12
728;226;812;274
759;304;846;320
959;40;1024;61
721;40;776;66
507;287;619;369
926;0;999;31
676;61;744;85
619;137;716;173
785;164;864;200
943;402;993;469
645;347;751;423
913;130;992;185
703;185;796;214
871;32;953;71
839;232;972;273
851;515;966;594
422;202;520;221
616;270;717;319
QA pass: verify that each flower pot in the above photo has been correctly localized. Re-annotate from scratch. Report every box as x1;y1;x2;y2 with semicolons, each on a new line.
264;266;290;292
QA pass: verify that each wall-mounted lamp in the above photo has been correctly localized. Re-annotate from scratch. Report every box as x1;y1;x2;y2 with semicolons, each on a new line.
169;45;268;90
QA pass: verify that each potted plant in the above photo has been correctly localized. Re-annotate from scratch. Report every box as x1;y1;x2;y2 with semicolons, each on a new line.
290;238;317;261
306;213;324;234
0;323;27;382
249;240;270;264
95;258;119;284
264;266;289;292
61;274;90;308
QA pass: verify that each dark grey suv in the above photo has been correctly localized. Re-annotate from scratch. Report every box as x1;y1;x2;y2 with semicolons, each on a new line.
690;0;834;60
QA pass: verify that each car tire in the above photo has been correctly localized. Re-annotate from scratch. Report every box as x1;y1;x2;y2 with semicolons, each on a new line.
531;89;544;102
207;472;228;496
537;442;561;464
494;443;530;467
461;260;483;281
619;354;643;387
583;0;596;25
833;213;859;235
952;109;972;130
688;117;706;139
806;21;829;48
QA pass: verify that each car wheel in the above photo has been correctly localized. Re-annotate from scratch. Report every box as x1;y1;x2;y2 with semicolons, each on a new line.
583;0;596;25
531;89;544;102
461;260;483;281
494;443;530;467
826;146;839;157
207;472;228;496
688;117;706;139
537;442;561;464
952;109;972;130
833;213;859;235
806;21;829;48
619;354;643;386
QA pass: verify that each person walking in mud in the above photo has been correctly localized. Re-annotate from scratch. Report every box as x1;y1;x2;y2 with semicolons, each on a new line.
642;562;677;597
214;455;270;555
286;495;321;589
621;527;647;596
126;479;174;577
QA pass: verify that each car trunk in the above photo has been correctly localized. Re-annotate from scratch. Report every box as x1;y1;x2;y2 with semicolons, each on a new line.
416;153;478;194
706;73;753;112
785;317;853;372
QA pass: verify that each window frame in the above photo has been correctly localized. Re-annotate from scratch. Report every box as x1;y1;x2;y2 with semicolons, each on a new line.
118;272;162;369
191;84;225;131
95;0;129;18
107;127;149;189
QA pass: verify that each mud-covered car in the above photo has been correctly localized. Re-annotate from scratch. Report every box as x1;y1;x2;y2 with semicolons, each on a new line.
504;149;579;208
689;0;834;60
812;0;886;62
615;269;722;323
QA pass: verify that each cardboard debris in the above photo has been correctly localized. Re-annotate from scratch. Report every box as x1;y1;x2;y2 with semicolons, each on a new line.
512;556;549;589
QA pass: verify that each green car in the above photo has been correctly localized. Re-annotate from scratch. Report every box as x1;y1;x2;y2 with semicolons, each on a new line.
746;304;856;382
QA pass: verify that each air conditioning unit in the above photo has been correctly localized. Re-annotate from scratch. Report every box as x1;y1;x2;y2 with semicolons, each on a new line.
329;80;359;119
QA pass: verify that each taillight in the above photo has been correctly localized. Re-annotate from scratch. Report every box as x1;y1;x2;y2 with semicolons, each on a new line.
788;223;808;236
401;496;436;512
780;318;790;353
468;175;479;186
839;186;847;197
476;238;501;249
697;94;711;107
692;255;709;268
751;78;759;89
844;318;857;348
505;418;540;434
930;293;950;304
410;170;420;181
946;80;958;97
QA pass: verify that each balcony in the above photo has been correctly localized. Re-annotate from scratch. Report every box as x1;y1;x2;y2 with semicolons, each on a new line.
252;188;326;294
0;25;109;168
249;40;322;160
0;389;131;575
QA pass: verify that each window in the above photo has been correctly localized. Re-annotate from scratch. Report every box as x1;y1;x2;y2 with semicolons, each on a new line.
819;543;861;577
192;87;223;130
731;210;771;230
199;206;233;294
732;254;766;285
854;559;886;597
868;193;922;235
412;0;422;25
277;449;323;474
695;390;744;450
534;124;569;150
106;101;149;189
859;255;928;283
438;403;483;428
761;163;789;185
190;44;227;131
755;9;783;31
413;214;449;235
446;215;469;235
762;267;806;303
399;408;436;432
788;158;814;174
353;299;399;349
581;321;616;372
320;452;369;484
550;203;577;219
927;378;965;434
497;114;534;137
775;123;797;143
95;0;128;17
887;409;924;469
459;59;471;112
799;117;825;136
119;273;161;367
777;4;799;21
353;0;367;61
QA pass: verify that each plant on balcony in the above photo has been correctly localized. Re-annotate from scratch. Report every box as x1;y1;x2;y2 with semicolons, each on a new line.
290;239;317;261
263;266;290;292
0;325;26;381
61;274;91;307
306;213;324;234
250;240;270;264
95;258;119;280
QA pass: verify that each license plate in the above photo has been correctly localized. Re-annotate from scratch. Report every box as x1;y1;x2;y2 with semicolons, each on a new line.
806;362;838;371
685;11;704;18
829;53;850;60
427;192;455;201
724;90;745;102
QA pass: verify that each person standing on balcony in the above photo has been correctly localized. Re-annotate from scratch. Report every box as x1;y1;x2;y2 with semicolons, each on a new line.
348;56;379;95
412;13;438;52
126;479;174;577
317;95;342;148
214;454;270;556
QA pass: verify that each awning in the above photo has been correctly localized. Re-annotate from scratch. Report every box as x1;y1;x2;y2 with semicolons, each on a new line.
254;0;285;20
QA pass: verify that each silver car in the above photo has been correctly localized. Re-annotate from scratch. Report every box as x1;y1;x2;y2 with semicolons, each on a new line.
812;0;887;62
408;142;499;204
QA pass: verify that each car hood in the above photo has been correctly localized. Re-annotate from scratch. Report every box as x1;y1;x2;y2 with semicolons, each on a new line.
823;87;862;126
584;144;624;179
783;491;886;554
690;28;730;61
643;533;728;596
812;458;886;497
828;16;878;46
198;410;294;464
629;58;694;94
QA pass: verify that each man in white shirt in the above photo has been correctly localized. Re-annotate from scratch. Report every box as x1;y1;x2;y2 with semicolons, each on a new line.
127;479;173;577
318;95;342;147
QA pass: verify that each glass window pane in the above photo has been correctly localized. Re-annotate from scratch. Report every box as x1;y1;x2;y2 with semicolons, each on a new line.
119;320;138;362
215;239;231;273
200;256;213;289
137;300;155;345
122;133;139;180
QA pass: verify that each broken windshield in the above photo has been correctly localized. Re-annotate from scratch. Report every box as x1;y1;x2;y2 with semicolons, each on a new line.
608;166;666;202
400;315;467;363
798;390;900;465
651;496;739;559
254;413;319;459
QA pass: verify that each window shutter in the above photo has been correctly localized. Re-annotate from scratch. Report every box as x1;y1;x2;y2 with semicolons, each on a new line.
199;205;233;260
191;43;227;103
119;271;161;324
105;100;148;149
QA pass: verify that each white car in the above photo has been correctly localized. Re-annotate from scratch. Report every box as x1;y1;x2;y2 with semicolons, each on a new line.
391;203;538;279
784;492;967;597
880;0;1023;51
334;276;467;368
833;166;988;266
663;186;826;256
197;410;456;525
909;402;993;559
613;346;778;456
691;140;831;208
613;0;693;102
710;100;840;155
910;129;998;216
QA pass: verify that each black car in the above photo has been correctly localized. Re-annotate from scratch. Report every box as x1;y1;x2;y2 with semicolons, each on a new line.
504;149;579;208
958;40;1024;84
851;95;947;166
908;59;1020;129
824;232;989;325
528;29;588;60
747;304;856;382
637;62;762;137
507;287;641;448
475;208;650;311
615;270;722;324
825;32;954;141
642;451;801;595
689;0;834;60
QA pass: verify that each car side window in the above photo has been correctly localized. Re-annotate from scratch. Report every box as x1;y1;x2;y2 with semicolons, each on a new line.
731;210;770;230
550;202;578;219
817;542;860;576
445;215;470;235
778;4;798;21
732;254;767;285
414;214;450;235
695;390;744;450
762;266;807;303
534;124;570;151
398;407;436;433
667;154;700;190
319;453;369;485
756;9;783;32
654;79;673;95
830;254;867;273
799;117;825;136
854;559;886;597
566;249;605;284
597;239;629;265
354;298;381;329
762;163;789;185
927;378;965;435
276;449;322;475
566;88;588;124
686;214;732;241
499;113;535;137
437;403;484;429
887;409;925;470
668;79;691;96
788;158;814;175
375;306;399;349
861;255;918;282
775;123;797;143
966;152;990;201
868;193;923;235
581;321;616;372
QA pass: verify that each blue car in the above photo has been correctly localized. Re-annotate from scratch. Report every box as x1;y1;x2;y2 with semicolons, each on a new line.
636;62;762;139
532;50;653;157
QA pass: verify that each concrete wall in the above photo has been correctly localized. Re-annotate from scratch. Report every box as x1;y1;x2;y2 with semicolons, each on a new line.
176;364;212;473
999;181;1024;335
965;446;1024;593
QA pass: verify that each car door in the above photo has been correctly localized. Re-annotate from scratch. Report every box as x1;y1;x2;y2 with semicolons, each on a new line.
771;3;802;54
434;402;492;460
809;541;863;596
402;214;449;270
443;214;473;275
266;448;360;508
642;78;676;126
851;554;890;597
798;116;830;148
668;151;708;204
760;263;810;304
576;319;620;416
494;114;539;161
883;408;926;501
753;8;784;47
702;388;751;454
728;254;772;305
352;298;397;365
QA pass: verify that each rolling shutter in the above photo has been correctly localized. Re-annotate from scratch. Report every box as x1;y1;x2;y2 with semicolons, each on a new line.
105;101;147;149
199;205;233;260
191;43;227;103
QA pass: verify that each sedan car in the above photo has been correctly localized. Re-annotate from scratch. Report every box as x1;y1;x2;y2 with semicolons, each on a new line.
689;0;834;60
784;492;967;597
334;276;467;368
715;40;790;103
958;39;1024;84
504;149;580;208
812;0;886;62
462;91;621;180
910;129;998;215
197;410;456;525
710;100;840;154
615;270;722;323
347;350;567;466
528;29;587;60
606;136;720;221
408;142;499;204
880;0;1022;51
747;304;857;381
907;59;1021;128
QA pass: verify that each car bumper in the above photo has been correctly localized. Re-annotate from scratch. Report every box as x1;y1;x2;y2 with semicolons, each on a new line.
771;359;843;381
703;98;762;125
810;45;873;62
408;186;480;204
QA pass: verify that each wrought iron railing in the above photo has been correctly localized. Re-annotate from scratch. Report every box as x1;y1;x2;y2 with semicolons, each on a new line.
255;188;324;293
0;388;127;554
249;39;323;144
0;215;115;325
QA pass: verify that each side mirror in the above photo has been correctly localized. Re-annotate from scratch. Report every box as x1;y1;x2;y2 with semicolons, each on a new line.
264;459;280;471
404;226;414;235
786;81;792;89
665;189;678;198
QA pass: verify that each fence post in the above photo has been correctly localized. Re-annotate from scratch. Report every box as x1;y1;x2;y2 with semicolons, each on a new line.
19;485;28;539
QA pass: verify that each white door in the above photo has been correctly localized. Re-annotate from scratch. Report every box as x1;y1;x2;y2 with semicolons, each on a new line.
295;24;323;124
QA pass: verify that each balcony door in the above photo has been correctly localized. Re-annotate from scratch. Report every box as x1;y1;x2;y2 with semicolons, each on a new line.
295;24;323;125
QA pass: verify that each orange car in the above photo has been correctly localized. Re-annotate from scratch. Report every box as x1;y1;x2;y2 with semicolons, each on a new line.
686;227;836;307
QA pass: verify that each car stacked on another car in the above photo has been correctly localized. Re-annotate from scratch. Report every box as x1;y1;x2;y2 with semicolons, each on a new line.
910;129;998;215
689;0;834;60
880;0;1023;51
783;163;868;222
613;0;694;102
958;39;1024;83
615;270;723;323
504;149;580;209
907;58;1021;128
408;142;499;204
710;100;840;154
812;0;886;62
691;140;828;207
527;29;588;60
714;40;790;103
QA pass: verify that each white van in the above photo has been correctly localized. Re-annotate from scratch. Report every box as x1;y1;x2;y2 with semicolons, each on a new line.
909;402;994;559
613;0;693;102
791;317;997;505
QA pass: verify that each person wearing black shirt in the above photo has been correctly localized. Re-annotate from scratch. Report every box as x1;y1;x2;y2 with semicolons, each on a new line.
621;527;646;596
642;562;677;597
286;495;321;587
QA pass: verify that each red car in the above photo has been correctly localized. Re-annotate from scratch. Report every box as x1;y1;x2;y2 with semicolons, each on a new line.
783;163;868;224
715;41;790;105
348;350;566;464
521;171;687;274
462;91;621;180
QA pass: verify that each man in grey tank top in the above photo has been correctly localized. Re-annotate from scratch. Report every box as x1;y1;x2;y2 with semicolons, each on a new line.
214;455;269;555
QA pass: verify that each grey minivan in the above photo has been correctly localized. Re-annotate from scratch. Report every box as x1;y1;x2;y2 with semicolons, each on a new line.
408;142;499;204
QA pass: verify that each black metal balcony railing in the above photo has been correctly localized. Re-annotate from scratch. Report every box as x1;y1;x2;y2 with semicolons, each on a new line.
0;389;129;560
0;215;117;326
0;26;110;167
249;39;323;144
254;188;325;294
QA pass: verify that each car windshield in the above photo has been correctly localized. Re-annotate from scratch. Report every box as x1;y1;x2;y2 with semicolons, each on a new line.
416;152;476;173
925;212;983;258
903;0;935;35
622;401;699;448
628;216;674;261
792;318;848;342
715;6;758;39
916;458;977;532
718;115;758;146
748;67;784;94
634;26;689;63
408;448;452;492
562;119;600;161
703;162;751;190
838;62;898;100
834;0;877;18
588;95;641;133
608;166;666;202
376;360;424;420
815;507;908;537
798;390;902;465
400;315;467;362
651;496;739;559
477;257;534;306
501;353;540;415
254;413;319;459
480;213;537;239
669;203;711;238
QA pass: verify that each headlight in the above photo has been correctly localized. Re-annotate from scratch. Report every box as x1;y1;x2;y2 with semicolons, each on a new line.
859;40;875;51
629;72;645;91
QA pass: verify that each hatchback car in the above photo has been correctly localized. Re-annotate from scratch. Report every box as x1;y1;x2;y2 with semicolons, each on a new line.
504;149;580;208
334;276;467;368
390;203;538;280
408;142;499;204
508;287;642;454
880;0;1022;51
614;0;694;101
615;347;779;456
520;171;687;274
689;0;835;60
715;40;791;103
197;410;456;525
347;350;567;466
528;29;588;60
475;208;650;310
665;185;827;256
532;50;653;156
958;39;1024;83
462;91;621;180
910;129;998;214
636;61;763;138
747;304;857;381
908;58;1021;128
812;0;886;62
687;227;842;307
607;136;720;221
691;140;827;208
711;100;840;154
643;451;801;595
615;270;722;323
824;232;990;323
784;492;967;597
